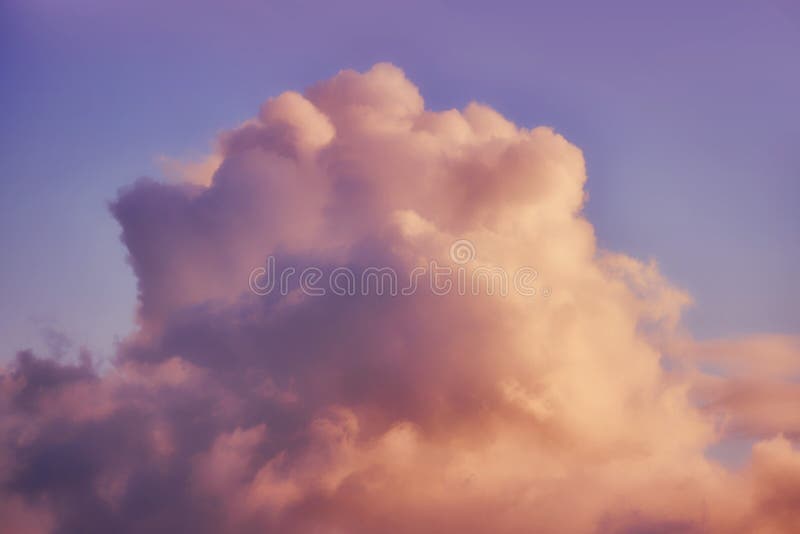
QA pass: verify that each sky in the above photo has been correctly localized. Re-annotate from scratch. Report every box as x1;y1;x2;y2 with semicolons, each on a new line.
1;2;800;532
1;0;798;360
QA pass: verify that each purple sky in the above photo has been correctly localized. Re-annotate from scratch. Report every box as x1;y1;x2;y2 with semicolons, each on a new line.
1;0;798;361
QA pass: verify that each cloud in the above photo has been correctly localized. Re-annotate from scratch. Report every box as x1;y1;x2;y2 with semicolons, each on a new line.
2;63;799;532
670;335;800;440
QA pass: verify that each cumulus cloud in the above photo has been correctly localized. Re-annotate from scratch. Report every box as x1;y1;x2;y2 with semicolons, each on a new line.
1;63;799;533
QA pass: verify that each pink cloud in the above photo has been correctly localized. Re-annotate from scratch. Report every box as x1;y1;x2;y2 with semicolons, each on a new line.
2;63;799;532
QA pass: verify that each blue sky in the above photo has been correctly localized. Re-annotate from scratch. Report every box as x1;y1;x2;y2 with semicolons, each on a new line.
1;0;798;360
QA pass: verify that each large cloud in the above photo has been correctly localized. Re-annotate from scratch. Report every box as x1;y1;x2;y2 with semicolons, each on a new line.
2;63;799;533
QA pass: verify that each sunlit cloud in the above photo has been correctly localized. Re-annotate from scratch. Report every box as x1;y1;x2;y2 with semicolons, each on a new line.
1;64;798;533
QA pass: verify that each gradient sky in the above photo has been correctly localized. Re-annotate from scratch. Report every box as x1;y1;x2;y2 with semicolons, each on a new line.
3;2;800;531
1;0;798;361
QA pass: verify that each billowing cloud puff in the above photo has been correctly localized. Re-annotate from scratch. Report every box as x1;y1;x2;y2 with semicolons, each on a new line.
2;64;799;533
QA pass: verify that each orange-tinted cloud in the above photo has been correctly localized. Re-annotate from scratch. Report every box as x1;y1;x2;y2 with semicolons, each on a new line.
1;64;798;533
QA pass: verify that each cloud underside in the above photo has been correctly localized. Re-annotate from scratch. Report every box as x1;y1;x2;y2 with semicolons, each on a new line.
2;64;799;533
